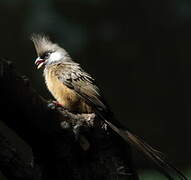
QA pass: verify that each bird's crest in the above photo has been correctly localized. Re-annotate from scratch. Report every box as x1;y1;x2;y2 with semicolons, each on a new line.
31;34;59;56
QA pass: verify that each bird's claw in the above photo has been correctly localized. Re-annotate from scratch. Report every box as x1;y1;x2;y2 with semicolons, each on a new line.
47;102;57;110
48;100;64;110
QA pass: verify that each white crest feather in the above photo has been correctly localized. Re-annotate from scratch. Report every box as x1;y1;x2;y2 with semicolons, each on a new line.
31;33;72;63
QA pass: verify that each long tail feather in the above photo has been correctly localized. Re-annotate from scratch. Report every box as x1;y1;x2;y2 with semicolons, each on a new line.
105;120;187;180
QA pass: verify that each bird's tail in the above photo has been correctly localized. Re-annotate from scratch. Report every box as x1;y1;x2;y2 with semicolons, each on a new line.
104;120;187;180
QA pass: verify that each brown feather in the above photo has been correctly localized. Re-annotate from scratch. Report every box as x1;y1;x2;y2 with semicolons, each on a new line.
44;63;93;113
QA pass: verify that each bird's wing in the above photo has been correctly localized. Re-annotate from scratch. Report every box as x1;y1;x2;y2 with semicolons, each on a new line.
54;62;109;116
53;62;188;180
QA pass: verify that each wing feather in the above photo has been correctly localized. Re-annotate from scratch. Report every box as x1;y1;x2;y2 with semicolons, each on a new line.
55;62;108;113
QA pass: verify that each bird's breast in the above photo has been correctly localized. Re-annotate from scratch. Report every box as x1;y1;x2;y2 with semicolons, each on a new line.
44;68;92;113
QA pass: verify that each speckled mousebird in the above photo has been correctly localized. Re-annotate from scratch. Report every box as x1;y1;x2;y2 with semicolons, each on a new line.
31;34;187;180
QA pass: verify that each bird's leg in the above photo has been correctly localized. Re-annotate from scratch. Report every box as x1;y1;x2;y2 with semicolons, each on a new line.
52;100;63;107
47;100;65;110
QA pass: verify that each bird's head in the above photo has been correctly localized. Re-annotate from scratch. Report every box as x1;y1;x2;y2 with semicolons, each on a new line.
31;34;71;69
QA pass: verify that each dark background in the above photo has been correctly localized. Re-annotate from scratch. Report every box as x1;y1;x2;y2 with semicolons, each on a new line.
0;0;191;179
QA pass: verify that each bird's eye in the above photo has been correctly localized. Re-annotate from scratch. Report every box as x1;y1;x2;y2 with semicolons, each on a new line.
40;51;51;59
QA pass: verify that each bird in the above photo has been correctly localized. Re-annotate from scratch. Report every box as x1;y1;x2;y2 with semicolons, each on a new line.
31;34;187;180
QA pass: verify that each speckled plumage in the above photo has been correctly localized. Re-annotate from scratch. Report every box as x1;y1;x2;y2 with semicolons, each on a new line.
44;62;98;113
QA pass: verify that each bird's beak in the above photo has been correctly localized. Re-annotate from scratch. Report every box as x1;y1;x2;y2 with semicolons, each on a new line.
35;57;45;69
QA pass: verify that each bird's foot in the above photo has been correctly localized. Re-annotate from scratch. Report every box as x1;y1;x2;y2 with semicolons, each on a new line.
52;100;63;107
48;100;64;110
